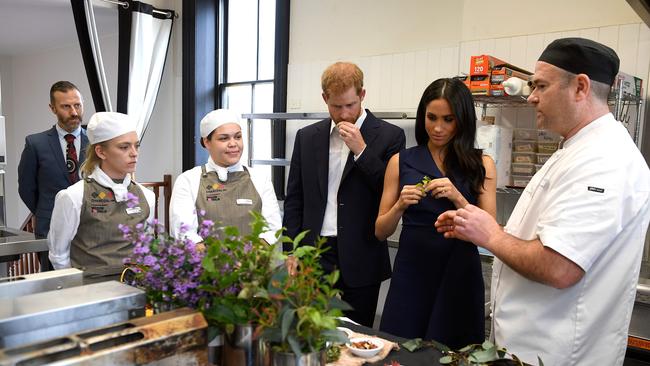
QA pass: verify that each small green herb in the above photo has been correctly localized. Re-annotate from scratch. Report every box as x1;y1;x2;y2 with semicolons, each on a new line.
415;176;432;190
326;344;343;362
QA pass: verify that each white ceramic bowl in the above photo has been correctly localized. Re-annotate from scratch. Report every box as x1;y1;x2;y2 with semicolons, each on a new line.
346;337;384;358
336;327;354;338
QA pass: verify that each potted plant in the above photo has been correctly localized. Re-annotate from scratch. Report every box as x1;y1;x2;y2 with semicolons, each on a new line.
198;211;281;365
256;233;350;365
122;207;282;366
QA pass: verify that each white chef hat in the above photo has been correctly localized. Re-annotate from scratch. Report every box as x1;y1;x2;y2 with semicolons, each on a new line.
87;112;138;144
200;109;242;138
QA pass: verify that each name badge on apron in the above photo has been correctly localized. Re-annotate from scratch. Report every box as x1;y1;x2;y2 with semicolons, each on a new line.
236;198;253;206
126;206;142;215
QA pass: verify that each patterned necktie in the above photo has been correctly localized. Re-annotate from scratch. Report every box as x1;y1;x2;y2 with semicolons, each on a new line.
64;134;79;184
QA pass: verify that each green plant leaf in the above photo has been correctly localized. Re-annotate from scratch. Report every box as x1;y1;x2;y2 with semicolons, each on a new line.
281;308;296;341
292;230;308;248
439;355;453;364
287;334;303;356
321;329;349;344
482;340;494;350
293;245;316;258
538;356;545;366
327;297;353;311
469;348;498;363
401;338;424;352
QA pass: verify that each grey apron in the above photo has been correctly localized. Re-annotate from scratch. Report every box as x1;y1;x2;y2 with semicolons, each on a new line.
71;178;150;281
195;165;262;236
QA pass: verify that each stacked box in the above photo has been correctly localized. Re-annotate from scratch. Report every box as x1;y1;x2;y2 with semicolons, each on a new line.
476;124;513;188
468;55;532;95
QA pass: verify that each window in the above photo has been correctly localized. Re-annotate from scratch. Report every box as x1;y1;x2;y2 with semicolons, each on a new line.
218;0;276;180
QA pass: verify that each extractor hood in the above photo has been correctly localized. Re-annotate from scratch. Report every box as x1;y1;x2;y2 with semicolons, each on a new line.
627;0;650;28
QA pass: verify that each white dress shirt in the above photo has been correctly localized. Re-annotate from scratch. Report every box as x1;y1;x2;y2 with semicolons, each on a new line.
169;157;282;245
48;167;156;269
491;113;650;366
320;110;366;237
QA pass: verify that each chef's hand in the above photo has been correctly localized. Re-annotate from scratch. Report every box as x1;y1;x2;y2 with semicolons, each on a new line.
424;177;468;208
435;204;501;249
337;121;366;156
396;184;426;211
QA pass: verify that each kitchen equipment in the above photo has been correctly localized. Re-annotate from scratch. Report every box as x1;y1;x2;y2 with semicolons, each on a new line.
0;280;145;348
0;307;208;365
0;268;82;299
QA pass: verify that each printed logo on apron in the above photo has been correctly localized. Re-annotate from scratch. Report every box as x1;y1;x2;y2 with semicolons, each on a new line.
205;182;226;202
90;190;114;214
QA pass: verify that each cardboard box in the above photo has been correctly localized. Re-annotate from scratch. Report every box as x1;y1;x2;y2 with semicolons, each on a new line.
613;71;643;98
470;55;508;76
490;66;532;84
476;124;513;188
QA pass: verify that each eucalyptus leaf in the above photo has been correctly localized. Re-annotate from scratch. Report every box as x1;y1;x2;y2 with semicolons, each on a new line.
468;348;498;363
439;355;453;364
538;356;545;366
401;338;424;352
281;309;296;340
287;334;303;356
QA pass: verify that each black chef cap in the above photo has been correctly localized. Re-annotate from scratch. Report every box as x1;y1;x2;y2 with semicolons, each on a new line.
538;37;620;86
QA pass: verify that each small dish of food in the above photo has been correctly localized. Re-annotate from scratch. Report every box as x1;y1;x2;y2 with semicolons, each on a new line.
346;337;384;358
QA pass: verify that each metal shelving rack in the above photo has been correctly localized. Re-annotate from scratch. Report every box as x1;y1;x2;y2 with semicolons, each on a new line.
241;112;415;168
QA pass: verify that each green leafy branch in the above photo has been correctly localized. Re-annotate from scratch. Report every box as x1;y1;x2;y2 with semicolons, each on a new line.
401;339;544;366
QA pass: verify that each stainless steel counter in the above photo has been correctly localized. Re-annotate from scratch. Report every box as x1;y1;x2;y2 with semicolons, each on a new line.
0;268;83;299
0;227;47;257
0;280;145;348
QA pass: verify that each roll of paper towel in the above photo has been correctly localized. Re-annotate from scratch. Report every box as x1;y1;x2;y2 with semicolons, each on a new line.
502;77;531;96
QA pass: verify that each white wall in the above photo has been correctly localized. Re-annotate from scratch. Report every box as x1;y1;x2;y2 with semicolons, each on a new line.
1;0;182;228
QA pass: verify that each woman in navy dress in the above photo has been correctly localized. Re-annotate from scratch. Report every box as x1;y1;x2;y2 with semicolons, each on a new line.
375;78;496;349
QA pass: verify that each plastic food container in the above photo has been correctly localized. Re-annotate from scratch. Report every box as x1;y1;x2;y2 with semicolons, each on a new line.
514;128;537;140
537;153;553;164
512;152;536;164
512;163;535;175
537;129;561;142
511;175;532;188
513;140;537;153
537;141;558;153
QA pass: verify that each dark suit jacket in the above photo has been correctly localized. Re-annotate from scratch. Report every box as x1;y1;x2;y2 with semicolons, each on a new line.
283;110;406;288
18;126;89;236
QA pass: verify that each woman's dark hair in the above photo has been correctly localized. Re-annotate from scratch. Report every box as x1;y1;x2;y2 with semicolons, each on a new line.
415;78;487;197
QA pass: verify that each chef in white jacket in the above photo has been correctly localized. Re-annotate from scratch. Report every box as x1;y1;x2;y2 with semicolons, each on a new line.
435;38;650;365
170;109;281;244
48;112;155;282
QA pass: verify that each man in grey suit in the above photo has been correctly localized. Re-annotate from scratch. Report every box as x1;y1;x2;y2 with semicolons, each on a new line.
18;81;89;246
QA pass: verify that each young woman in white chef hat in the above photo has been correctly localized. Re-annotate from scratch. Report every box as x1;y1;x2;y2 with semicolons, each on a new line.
47;112;155;282
169;109;281;244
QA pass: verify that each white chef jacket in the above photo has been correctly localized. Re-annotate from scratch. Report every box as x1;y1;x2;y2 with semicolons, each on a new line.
169;158;282;245
48;167;156;269
491;113;650;366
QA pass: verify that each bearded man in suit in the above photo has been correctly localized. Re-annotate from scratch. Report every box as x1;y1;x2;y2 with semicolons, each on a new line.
18;81;89;251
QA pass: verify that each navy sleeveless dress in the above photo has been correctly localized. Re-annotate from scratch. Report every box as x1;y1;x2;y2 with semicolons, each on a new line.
379;145;485;349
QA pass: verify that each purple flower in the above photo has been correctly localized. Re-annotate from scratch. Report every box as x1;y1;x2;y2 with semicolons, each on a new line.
126;192;140;209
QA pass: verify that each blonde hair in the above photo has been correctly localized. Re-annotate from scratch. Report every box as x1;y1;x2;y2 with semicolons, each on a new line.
321;62;364;97
80;142;105;177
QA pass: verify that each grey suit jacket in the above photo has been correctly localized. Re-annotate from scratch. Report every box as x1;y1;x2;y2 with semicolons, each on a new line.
18;125;89;236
